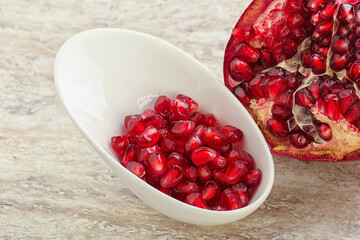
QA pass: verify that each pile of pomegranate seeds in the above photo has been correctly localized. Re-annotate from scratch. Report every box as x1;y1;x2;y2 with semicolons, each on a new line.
224;0;360;161
110;94;262;210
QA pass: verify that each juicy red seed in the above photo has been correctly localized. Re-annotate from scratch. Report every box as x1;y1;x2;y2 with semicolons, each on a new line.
166;152;187;166
197;164;213;182
260;51;276;68
261;77;286;100
160;165;183;188
232;182;249;208
211;199;227;211
284;0;302;13
355;39;360;50
310;54;326;75
295;88;315;108
267;118;289;137
307;80;321;100
271;104;293;120
148;152;167;175
317;21;333;34
165;111;177;121
170;98;190;120
232;26;255;41
331;36;350;53
324;94;341;121
208;155;228;169
221;125;243;143
126;134;136;144
221;188;242;210
229;58;254;81
319;36;331;46
307;0;326;12
344;101;360;123
276;89;294;106
301;50;312;68
171;120;195;138
290;27;306;42
183;166;198;182
138;145;160;163
176;94;198;114
159;187;172;196
193;124;207;137
339;88;358;115
124;114;141;129
184;193;208;209
289;132;311;148
226;149;255;171
266;36;283;54
126;115;147;137
135;126;159;147
202;113;218;127
349;61;360;80
126;162;146;179
311;12;323;26
161;138;185;153
189;111;203;126
202;127;227;149
213;169;228;186
184;134;203;153
175;180;200;193
142;109;156;117
283;38;298;56
249;74;265;99
320;78;337;99
111;135;129;157
272;23;291;39
315;122;332;141
224;160;248;185
219;142;233;155
191;146;217;166
337;3;355;23
154;95;171;116
120;144;139;167
201;180;220;202
337;25;352;36
320;1;337;19
312;43;329;57
243;169;262;188
233;84;251;106
286;13;304;28
330;53;351;72
143;114;165;129
235;42;260;63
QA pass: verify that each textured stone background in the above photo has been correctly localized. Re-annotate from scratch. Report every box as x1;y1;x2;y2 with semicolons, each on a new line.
0;0;359;239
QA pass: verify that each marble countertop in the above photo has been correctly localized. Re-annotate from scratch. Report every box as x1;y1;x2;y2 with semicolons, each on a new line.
1;0;360;239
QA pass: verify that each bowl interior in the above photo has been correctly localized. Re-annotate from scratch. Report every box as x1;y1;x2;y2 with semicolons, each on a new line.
54;28;274;225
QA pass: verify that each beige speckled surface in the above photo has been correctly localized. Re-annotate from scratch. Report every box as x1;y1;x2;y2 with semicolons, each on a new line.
1;0;360;239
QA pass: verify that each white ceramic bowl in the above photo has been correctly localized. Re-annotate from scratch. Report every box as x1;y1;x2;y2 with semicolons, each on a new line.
54;28;274;225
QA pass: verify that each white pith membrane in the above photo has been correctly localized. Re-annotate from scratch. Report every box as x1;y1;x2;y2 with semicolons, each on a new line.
230;0;360;160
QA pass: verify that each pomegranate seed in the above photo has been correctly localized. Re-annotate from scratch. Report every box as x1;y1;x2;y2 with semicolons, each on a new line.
159;187;172;196
202;127;227;149
319;36;331;46
337;25;352;36
317;21;333;34
320;77;337;99
161;138;185;153
176;94;198;114
331;36;350;53
126;134;136;144
202;113;218;127
211;199;227;211
143;114;165;129
154;95;170;116
171;120;195;138
307;0;326;11
135;126;159;147
232;182;249;207
126;161;146;179
221;125;243;143
243;169;262;188
337;3;355;23
289;132;311;148
219;142;233;155
295;88;315;108
184;193;208;209
183;166;198;182
192;124;207;137
148;152;167;175
166;152;188;166
126;115;147;137
175;180;200;193
233;84;251;105
301;50;312;68
312;43;329;56
142;109;156;117
272;23;291;39
189;111;203;126
229;58;254;81
111;135;129;157
232;26;255;40
344;101;360;124
184;134;203;153
320;1;337;19
276;89;294;106
290;27;306;42
307;80;321;100
349;61;360;80
249;74;265;99
213;169;228;186
124;114;140;129
286;13;304;28
261;77;286;100
310;12;323;26
284;0;302;13
191;146;217;166
330;53;351;72
315;122;332;141
170;98;191;120
201;180;220;202
266;36;283;54
235;42;260;63
224;160;248;185
138;145;160;163
197;164;213;182
324;94;341;121
120;144;139;167
267;118;289;137
221;188;242;210
310;54;326;74
271;104;293;120
208;154;227;169
227;149;255;171
260;51;276;68
283;38;298;56
160;165;183;188
339;89;358;115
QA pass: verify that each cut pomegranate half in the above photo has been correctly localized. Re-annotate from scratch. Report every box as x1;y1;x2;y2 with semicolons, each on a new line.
224;0;360;161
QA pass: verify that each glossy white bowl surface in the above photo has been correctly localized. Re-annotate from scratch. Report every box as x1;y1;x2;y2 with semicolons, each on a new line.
54;28;274;225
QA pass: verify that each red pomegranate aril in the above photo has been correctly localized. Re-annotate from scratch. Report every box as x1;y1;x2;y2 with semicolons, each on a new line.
138;145;160;163
202;127;227;149
229;58;254;81
142;109;156;118
338;3;355;23
310;54;326;74
208;154;227;169
111;135;129;157
201;180;220;203
321;1;337;19
220;125;243;143
191;146;217;166
183;166;198;182
260;51;276;68
286;13;304;28
189;111;203;126
143;114;164;129
166;152;187;166
233;84;251;105
184;134;203;153
170;98;190;120
276;89;294;106
317;21;333;34
184;193;208;209
271;104;293;120
219;142;233;155
344;101;360;124
267;118;289;137
120;144;139;167
266;36;283;54
202;113;219;127
243;169;262;188
301;50;312;68
339;89;358;115
227;149;255;171
284;0;302;13
197;164;213;182
135;126;159;147
175;180;200;193
161;138;185;153
160;165;183;188
349;61;360;80
315;122;332;141
289;132;311;148
232;183;249;208
221;188;242;210
324;94;341;121
272;23;291;39
331;36;351;53
232;26;255;40
235;42;260;63
126;161;146;179
262;77;286;100
124;114;141;129
224;160;248;185
176;94;198;113
211;199;227;211
154;95;170;116
330;53;351;72
148;152;167;175
295;88;315;108
249;74;265;99
126;115;147;137
171;120;195;138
